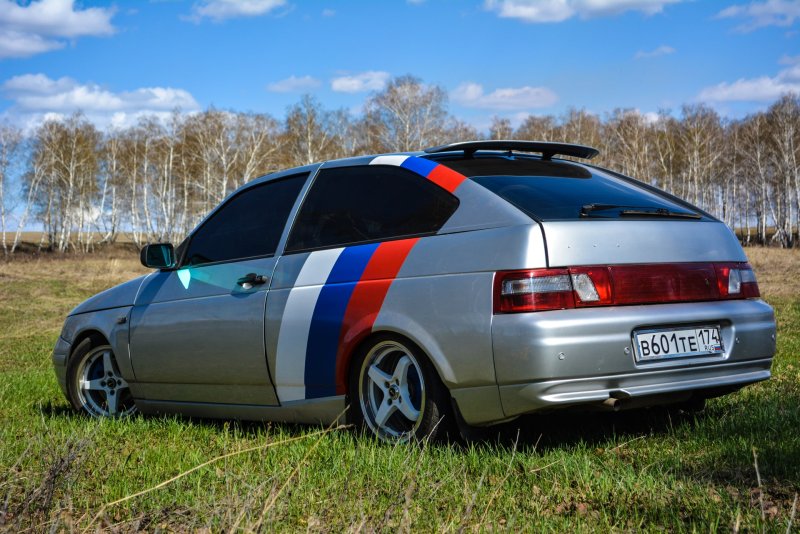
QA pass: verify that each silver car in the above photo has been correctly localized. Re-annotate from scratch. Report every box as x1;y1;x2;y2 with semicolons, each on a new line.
52;140;776;442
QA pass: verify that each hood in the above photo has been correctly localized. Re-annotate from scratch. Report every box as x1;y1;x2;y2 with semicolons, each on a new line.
69;274;150;316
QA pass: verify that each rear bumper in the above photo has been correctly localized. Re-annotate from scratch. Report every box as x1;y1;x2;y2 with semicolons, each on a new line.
490;299;775;419
499;358;771;416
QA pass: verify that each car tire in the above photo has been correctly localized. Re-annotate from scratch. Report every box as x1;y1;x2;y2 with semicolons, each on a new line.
66;336;137;418
349;334;455;443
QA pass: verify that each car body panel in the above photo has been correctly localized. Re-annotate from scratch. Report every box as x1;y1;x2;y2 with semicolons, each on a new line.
265;223;547;407
54;306;135;394
492;299;775;385
135;395;345;425
69;276;146;316
499;358;772;417
541;220;746;267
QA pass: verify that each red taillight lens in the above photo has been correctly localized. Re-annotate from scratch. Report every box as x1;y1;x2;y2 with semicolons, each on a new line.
494;269;575;313
611;263;718;304
494;262;761;314
715;262;760;299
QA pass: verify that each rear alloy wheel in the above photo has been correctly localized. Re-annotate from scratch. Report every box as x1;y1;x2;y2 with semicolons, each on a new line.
67;340;137;418
353;336;453;442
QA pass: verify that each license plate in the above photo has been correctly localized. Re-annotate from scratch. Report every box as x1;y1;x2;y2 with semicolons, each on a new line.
634;326;724;362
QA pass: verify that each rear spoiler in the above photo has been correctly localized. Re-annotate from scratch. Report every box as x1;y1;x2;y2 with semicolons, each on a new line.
423;140;600;161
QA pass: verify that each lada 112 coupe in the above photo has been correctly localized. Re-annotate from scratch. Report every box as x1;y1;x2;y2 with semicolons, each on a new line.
53;140;776;442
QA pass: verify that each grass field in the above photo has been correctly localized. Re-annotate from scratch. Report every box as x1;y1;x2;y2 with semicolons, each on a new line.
0;249;798;532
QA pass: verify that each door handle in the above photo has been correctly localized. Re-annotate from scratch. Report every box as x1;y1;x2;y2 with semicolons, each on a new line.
237;273;269;289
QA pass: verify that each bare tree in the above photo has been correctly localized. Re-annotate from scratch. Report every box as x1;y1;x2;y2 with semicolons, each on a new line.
282;95;342;166
365;75;448;152
515;114;559;141
489;117;513;140
5;83;800;253
767;94;800;247
0;123;23;256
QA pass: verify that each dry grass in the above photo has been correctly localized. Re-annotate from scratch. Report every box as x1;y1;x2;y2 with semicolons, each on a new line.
744;247;800;297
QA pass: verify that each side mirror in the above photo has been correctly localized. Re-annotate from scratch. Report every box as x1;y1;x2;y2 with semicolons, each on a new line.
140;243;176;269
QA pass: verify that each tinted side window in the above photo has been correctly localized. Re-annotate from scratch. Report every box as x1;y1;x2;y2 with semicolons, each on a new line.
184;174;307;266
285;166;459;252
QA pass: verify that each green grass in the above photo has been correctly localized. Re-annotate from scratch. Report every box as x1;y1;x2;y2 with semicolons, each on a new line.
0;252;798;532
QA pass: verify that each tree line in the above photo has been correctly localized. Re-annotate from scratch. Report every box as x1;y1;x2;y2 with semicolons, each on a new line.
0;75;798;255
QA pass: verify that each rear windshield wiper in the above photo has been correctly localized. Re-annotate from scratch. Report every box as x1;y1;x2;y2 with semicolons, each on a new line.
580;203;625;216
619;208;701;219
580;203;701;219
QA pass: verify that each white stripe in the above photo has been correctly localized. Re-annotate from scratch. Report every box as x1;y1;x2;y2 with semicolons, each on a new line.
370;155;409;167
275;248;344;402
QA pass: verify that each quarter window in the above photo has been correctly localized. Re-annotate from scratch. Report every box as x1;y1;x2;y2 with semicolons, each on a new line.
184;174;307;266
285;165;459;252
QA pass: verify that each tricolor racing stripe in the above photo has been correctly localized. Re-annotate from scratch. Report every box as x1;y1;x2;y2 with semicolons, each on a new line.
370;155;467;193
275;238;418;402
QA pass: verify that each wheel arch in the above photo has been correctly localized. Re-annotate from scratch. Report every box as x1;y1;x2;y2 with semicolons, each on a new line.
342;328;454;399
68;329;109;362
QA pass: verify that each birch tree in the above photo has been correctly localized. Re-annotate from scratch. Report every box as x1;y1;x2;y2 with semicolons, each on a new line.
0;124;23;256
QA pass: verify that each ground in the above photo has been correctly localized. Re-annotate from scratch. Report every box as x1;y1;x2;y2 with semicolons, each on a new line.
0;247;798;532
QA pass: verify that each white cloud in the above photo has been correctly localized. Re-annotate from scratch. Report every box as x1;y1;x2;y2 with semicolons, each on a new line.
634;45;675;59
642;111;660;124
266;75;320;92
331;71;390;93
484;0;684;23
321;8;335;17
1;74;200;129
717;0;800;32
697;57;800;102
0;0;115;59
189;0;286;22
452;82;558;110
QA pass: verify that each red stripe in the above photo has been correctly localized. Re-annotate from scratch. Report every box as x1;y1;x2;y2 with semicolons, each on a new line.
334;238;419;394
427;165;467;193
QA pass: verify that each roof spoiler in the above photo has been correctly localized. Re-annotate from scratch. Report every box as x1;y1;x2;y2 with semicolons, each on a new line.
423;140;600;161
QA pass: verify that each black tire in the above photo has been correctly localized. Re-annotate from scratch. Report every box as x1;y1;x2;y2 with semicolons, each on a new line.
348;333;455;443
66;335;137;418
675;396;706;414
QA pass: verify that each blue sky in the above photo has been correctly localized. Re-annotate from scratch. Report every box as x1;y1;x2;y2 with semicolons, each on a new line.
0;0;798;131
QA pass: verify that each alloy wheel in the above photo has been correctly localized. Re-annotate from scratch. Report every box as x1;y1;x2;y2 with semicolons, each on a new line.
359;340;425;441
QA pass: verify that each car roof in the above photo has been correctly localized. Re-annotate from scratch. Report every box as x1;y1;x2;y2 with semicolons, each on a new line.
244;140;600;190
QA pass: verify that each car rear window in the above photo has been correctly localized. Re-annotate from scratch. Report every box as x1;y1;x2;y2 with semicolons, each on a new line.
440;156;702;221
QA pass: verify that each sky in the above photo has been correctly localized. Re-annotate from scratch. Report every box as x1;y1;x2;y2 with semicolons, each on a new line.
0;0;799;132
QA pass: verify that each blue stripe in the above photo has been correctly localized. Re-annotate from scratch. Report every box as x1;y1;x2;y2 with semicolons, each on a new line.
401;156;438;178
304;243;379;398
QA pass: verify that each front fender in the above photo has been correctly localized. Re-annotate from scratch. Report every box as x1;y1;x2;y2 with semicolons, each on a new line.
58;306;135;382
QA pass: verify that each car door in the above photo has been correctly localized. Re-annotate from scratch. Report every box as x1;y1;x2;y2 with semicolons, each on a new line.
129;173;310;405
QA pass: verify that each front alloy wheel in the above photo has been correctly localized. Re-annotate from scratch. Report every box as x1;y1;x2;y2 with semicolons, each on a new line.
67;341;136;417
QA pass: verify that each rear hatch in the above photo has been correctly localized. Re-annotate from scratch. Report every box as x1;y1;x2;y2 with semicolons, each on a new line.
440;155;755;310
440;155;745;266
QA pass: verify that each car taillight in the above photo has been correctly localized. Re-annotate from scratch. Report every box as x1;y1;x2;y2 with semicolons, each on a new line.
611;263;718;304
494;269;575;313
715;262;760;299
568;266;613;306
494;262;761;314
